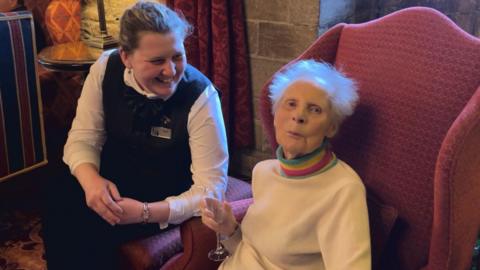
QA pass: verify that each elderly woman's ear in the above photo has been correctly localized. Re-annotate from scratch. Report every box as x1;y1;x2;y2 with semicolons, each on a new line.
325;122;338;138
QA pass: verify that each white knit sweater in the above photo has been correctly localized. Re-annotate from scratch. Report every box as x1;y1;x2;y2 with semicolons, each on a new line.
220;159;371;270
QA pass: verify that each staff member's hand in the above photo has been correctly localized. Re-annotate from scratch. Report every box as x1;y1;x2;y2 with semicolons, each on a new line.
74;163;123;225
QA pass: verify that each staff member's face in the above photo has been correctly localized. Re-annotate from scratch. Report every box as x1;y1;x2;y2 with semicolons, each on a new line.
274;80;337;159
0;0;18;12
120;31;186;98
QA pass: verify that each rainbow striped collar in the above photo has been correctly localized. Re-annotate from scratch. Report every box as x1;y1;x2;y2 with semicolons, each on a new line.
277;141;337;179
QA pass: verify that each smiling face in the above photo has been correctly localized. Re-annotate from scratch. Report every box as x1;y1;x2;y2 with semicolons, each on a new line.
274;80;337;159
120;31;186;98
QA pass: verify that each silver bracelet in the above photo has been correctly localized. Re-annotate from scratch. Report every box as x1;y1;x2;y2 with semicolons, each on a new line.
142;202;150;224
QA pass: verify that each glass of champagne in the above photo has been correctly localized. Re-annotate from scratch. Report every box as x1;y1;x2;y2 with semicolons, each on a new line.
202;186;229;261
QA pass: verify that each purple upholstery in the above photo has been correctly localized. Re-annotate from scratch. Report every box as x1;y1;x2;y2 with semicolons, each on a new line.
259;7;480;270
120;226;181;270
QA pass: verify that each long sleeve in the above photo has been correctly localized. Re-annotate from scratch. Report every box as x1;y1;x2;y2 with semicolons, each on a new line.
317;181;371;270
62;51;112;172
165;84;228;225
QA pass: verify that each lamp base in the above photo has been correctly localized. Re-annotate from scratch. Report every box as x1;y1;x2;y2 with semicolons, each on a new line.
83;35;118;49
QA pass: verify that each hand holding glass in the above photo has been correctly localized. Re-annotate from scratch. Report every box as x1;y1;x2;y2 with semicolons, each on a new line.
201;187;229;261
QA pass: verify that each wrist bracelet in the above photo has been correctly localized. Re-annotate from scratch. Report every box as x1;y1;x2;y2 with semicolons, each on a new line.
142;202;150;224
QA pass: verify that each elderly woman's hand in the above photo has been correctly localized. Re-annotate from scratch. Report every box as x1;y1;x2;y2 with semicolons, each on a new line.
201;198;238;237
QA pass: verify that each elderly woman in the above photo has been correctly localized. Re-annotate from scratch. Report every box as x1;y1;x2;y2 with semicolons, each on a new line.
43;2;227;270
202;60;371;269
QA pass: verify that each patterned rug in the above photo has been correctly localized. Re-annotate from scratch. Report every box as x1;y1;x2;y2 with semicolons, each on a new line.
0;210;46;270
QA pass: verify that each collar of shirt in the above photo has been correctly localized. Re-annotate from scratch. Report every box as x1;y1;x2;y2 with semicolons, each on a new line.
123;68;177;101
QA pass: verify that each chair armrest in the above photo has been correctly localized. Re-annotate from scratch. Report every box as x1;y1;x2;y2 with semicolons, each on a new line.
160;198;253;270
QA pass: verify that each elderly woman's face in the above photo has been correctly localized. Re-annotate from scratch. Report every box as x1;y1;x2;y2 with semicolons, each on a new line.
274;80;337;159
120;31;186;98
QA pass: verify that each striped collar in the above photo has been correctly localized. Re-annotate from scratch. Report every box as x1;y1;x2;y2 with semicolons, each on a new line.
277;140;337;179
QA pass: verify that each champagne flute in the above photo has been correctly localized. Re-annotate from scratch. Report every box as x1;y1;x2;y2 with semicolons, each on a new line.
202;186;229;261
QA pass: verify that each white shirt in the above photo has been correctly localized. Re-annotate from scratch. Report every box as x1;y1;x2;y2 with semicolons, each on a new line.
63;50;228;227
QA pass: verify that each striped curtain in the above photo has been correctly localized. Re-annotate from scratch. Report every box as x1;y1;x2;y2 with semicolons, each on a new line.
0;11;47;182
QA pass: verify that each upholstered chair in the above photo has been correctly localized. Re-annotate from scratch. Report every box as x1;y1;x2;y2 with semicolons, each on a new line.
169;6;480;270
0;11;47;181
257;6;479;270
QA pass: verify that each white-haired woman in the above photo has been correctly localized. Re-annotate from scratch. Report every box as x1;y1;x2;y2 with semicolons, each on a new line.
202;60;371;269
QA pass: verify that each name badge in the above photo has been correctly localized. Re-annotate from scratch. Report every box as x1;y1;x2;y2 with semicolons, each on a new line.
151;126;172;139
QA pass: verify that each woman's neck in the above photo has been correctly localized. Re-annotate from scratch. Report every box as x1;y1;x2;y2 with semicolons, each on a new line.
277;140;337;178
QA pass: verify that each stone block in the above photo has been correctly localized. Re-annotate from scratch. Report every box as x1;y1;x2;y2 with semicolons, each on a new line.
258;22;317;59
244;0;256;20
289;0;320;26
250;57;288;98
247;21;258;55
245;0;288;22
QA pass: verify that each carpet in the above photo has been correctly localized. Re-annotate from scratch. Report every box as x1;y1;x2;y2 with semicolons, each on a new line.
0;209;46;270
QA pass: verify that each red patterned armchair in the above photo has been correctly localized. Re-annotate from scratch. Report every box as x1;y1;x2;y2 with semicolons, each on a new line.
256;7;479;270
112;6;480;270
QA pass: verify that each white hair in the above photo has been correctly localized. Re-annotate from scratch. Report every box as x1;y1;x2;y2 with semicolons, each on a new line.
269;59;359;126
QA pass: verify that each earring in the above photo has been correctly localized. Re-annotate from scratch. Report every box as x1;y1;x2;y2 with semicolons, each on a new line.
127;68;132;74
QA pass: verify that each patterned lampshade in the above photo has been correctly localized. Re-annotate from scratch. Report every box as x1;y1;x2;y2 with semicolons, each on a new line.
44;0;81;44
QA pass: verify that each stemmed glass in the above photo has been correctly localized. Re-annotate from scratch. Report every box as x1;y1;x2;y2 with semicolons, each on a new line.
201;186;229;261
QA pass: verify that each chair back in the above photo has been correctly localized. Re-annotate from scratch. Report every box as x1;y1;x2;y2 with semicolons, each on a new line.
259;7;480;270
0;11;47;182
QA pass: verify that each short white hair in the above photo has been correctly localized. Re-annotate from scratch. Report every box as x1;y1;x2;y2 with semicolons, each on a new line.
269;60;359;126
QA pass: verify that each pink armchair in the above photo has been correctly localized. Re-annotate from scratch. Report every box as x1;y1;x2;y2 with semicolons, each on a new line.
162;6;480;270
256;7;480;270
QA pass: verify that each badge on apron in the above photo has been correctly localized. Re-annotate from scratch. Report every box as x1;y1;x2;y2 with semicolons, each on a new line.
150;126;172;139
150;115;172;139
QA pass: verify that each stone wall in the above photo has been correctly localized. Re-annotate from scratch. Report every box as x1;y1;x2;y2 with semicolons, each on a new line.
231;0;320;178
